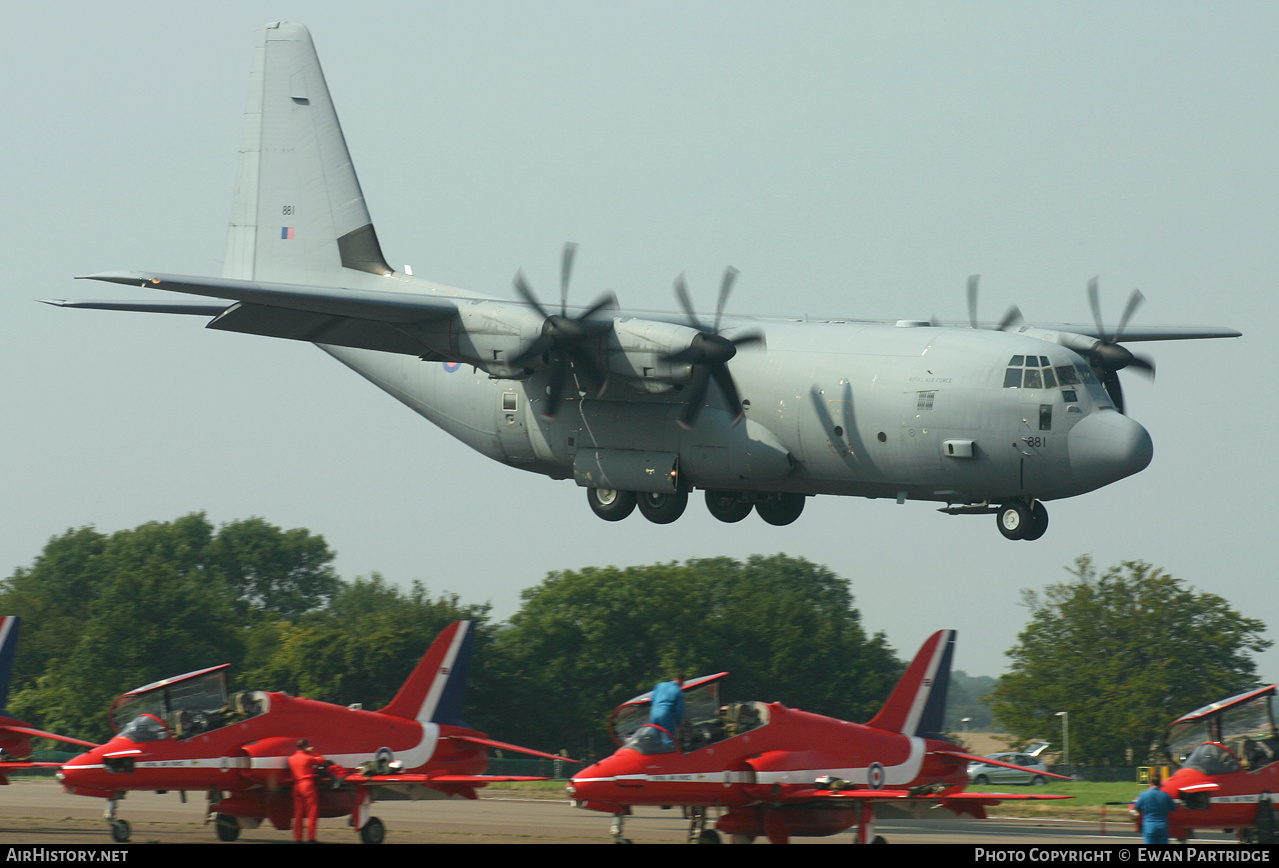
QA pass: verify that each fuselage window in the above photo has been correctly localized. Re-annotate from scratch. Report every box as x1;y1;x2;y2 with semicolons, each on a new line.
1040;404;1052;431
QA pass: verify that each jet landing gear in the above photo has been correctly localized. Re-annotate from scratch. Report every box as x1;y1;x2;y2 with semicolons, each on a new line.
103;797;130;842
996;499;1049;541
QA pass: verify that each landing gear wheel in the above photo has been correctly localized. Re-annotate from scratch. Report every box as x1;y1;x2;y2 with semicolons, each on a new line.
215;813;240;842
588;488;636;521
755;493;805;526
996;501;1033;540
871;835;888;844
359;816;386;845
697;829;722;844
637;490;688;524
110;819;131;843
1023;501;1049;541
705;491;752;523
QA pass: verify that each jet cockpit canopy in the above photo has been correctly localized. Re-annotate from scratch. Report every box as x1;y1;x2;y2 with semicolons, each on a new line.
1163;685;1278;772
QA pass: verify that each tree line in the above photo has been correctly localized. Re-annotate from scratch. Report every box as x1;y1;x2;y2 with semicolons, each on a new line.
1;515;1268;765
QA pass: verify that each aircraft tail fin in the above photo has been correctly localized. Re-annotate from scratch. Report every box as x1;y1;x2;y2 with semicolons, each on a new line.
379;621;475;727
866;629;956;737
223;22;391;285
0;617;18;715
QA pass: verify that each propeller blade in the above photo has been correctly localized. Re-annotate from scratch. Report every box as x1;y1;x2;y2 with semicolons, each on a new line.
967;275;980;329
560;242;578;318
514;271;550;320
1087;277;1106;340
673;274;705;332
714;267;739;333
1114;289;1145;342
996;305;1023;331
710;364;744;425
677;366;713;429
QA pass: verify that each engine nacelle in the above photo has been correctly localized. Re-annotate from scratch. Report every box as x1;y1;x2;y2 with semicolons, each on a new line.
417;300;546;378
602;318;703;383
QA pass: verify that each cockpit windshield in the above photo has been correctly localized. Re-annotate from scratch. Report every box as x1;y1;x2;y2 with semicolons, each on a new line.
1164;686;1279;771
1002;356;1106;408
608;674;769;755
109;664;269;742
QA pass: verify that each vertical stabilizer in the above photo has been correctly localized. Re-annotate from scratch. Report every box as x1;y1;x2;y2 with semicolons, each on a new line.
223;22;390;284
0;617;18;715
379;621;475;727
866;629;956;737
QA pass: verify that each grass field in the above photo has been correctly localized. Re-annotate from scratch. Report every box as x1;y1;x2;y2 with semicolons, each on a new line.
497;779;1148;822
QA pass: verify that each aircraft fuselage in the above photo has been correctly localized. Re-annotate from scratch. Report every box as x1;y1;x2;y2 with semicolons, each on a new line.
324;319;1151;510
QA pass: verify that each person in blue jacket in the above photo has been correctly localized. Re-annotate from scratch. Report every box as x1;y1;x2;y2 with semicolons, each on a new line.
1132;773;1178;845
649;674;685;745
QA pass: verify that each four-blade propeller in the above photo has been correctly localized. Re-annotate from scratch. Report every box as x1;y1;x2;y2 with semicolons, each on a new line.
510;243;617;418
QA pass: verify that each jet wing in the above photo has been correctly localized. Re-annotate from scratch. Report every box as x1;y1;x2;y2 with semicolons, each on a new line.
445;734;577;764
342;773;551;785
933;748;1074;781
0;723;99;749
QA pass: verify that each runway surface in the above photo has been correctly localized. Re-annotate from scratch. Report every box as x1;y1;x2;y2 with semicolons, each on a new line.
0;778;1234;845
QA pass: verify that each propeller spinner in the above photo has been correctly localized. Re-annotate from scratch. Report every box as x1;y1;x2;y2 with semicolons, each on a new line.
510;243;617;418
662;267;764;429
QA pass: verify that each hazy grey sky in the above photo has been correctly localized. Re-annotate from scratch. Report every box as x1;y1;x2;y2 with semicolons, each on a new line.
5;2;1276;687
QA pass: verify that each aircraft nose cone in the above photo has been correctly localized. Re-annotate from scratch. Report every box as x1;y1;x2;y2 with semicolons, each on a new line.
1067;410;1153;490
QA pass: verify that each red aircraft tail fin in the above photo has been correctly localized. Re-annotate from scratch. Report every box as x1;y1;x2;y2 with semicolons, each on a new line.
379;621;475;726
866;629;956;736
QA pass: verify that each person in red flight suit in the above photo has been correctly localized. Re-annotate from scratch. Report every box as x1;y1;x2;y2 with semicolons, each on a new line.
288;738;343;843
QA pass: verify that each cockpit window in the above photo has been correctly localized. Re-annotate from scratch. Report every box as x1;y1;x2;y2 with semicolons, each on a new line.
1004;356;1090;397
1181;742;1241;775
622;724;679;755
119;713;172;743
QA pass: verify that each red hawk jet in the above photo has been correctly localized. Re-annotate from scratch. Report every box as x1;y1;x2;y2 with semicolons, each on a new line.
569;629;1070;843
1151;684;1278;845
60;621;568;843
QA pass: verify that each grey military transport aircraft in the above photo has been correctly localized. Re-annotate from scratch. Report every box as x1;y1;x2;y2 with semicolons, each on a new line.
48;22;1240;540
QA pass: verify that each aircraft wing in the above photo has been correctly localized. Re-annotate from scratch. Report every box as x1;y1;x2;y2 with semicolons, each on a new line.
445;734;577;764
1048;324;1242;342
342;773;550;785
933;748;1074;781
1;723;99;750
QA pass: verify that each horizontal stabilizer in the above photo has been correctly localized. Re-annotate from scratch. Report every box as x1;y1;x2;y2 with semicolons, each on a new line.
78;271;458;323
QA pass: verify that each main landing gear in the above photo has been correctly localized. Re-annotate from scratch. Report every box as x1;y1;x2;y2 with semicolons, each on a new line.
996;499;1049;541
587;488;806;526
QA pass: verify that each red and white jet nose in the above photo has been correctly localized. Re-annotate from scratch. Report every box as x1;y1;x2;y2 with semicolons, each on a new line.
1068;410;1153;490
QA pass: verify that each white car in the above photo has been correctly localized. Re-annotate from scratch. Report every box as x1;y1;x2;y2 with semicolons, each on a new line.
967;742;1052;786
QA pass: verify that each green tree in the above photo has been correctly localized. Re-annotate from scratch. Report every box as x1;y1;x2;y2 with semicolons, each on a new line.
0;513;342;741
239;574;491;710
483;555;901;758
987;557;1271;766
